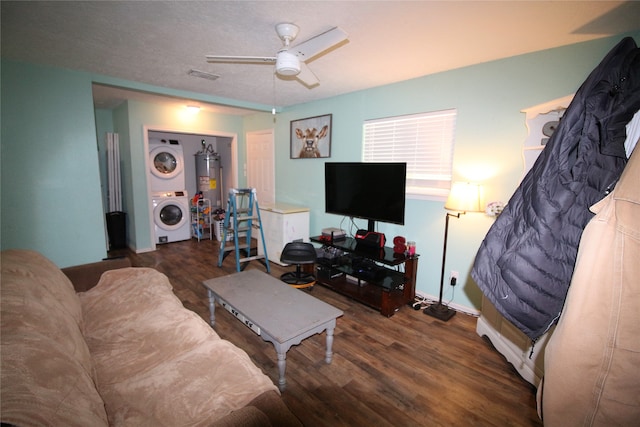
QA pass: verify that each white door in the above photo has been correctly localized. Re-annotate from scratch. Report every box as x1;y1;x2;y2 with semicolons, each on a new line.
246;130;275;206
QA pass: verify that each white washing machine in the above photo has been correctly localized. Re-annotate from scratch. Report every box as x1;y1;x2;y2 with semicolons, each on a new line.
152;190;191;244
149;138;186;191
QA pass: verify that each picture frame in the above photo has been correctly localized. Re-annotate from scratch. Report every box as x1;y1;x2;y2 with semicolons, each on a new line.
290;114;332;159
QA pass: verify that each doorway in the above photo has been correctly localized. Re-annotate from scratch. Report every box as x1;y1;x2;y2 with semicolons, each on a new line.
246;129;275;206
143;128;237;250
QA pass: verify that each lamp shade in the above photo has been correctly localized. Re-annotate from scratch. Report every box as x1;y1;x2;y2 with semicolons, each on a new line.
445;182;482;212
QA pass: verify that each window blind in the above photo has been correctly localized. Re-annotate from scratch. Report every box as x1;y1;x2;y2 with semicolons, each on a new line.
363;109;457;199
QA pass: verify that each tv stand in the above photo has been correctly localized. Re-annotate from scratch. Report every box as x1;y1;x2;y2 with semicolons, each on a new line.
310;236;418;317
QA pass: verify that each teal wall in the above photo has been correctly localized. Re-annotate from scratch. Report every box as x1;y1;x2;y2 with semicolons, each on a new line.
1;61;107;266
1;60;256;266
2;33;637;309
243;33;639;311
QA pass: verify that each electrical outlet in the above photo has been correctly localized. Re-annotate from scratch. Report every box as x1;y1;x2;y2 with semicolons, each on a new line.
450;270;459;286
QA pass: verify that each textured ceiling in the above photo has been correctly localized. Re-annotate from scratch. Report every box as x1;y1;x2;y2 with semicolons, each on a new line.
2;1;639;115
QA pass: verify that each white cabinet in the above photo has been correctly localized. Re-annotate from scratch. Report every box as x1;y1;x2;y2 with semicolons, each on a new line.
476;295;553;386
258;203;310;265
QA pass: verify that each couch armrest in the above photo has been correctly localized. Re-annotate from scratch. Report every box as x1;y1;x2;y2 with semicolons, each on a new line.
62;257;131;292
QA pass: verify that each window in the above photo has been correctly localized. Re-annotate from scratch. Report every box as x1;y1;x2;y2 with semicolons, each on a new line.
363;109;457;199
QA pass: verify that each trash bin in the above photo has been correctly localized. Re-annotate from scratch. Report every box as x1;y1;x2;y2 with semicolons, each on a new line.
106;211;126;250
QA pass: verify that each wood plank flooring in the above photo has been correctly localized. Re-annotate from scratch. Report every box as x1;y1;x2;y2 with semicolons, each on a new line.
116;239;542;427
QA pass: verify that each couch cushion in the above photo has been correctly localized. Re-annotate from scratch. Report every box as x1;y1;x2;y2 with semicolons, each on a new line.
80;267;279;426
79;267;222;379
0;249;108;426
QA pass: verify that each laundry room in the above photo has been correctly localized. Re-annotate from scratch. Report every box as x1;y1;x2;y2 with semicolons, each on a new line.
148;130;234;244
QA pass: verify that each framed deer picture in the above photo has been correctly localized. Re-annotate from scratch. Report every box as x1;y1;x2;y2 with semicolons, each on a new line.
290;114;332;159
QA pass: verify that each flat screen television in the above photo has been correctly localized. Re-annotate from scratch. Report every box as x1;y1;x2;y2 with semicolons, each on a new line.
325;162;406;232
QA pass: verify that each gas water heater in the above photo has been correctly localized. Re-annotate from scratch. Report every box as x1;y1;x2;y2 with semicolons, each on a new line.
195;152;222;208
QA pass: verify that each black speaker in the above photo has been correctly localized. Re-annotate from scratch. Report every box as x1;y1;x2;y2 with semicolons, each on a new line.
354;229;386;248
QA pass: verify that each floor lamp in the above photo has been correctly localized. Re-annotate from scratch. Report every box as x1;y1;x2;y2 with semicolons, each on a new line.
424;182;482;321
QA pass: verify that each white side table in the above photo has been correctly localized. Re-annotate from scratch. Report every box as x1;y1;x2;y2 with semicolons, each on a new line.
258;203;310;265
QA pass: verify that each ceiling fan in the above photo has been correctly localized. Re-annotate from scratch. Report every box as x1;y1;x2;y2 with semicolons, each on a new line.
206;23;348;87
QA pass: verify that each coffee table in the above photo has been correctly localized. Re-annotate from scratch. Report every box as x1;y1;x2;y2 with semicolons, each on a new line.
202;269;343;391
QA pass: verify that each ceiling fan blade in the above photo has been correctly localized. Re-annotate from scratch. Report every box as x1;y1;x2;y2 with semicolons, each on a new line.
296;62;319;87
206;55;276;64
290;27;348;61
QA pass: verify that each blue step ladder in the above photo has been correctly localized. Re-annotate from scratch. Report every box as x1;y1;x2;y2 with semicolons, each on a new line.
217;188;270;272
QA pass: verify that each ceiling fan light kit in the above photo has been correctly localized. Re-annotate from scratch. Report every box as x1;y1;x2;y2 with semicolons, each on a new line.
205;22;348;86
276;51;300;76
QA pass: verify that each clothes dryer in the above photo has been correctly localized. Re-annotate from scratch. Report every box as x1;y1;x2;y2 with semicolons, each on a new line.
152;190;190;244
149;138;186;191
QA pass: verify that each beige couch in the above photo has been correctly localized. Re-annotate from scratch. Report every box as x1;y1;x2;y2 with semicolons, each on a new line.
0;249;301;426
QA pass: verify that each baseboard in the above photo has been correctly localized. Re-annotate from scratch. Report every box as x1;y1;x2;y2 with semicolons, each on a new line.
414;290;480;317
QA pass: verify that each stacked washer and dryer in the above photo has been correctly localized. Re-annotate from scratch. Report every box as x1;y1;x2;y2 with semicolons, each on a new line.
149;138;191;244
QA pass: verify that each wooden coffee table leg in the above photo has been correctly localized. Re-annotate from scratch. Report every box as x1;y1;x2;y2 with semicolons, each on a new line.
207;289;216;327
276;351;287;391
325;326;335;364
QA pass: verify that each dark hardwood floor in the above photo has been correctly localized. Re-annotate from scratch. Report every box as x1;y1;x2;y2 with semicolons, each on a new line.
114;238;542;427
